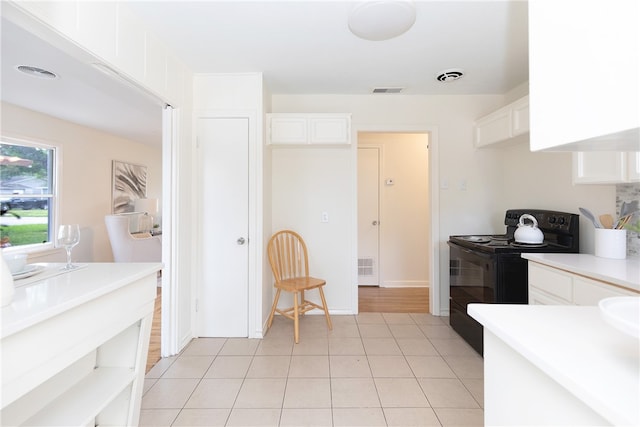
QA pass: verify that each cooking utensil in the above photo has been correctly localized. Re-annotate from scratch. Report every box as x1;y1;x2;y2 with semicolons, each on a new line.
579;207;603;229
620;200;639;217
615;214;633;230
514;214;544;244
599;214;614;229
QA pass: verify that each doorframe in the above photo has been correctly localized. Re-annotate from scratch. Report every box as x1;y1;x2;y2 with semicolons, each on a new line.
357;144;382;287
351;124;440;315
193;109;261;339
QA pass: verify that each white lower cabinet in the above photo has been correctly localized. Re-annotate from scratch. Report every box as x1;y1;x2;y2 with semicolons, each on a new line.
528;262;637;305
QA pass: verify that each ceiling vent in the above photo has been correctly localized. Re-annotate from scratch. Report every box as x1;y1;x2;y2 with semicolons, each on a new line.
15;65;58;79
372;87;404;94
436;69;464;82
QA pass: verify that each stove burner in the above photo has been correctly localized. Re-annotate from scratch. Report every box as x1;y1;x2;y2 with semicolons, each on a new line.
462;236;491;243
510;242;548;248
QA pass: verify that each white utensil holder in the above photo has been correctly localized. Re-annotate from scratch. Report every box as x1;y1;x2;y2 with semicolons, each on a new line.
595;229;627;259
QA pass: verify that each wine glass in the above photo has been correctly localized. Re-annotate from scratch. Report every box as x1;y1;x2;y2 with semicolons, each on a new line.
58;224;81;270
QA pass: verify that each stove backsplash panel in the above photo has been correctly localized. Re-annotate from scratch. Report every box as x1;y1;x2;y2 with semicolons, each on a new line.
617;183;640;257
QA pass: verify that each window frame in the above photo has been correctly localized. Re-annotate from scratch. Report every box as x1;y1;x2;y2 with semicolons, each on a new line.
1;136;59;254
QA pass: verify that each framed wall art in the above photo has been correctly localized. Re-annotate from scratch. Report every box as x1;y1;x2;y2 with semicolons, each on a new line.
112;160;147;213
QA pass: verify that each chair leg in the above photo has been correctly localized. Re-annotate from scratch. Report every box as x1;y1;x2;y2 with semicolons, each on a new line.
267;289;282;329
300;290;305;316
293;291;300;343
318;287;333;330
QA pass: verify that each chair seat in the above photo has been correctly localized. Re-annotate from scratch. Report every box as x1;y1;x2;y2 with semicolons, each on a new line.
275;276;325;292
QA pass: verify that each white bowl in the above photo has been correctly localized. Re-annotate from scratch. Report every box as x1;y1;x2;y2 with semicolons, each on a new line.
3;253;28;274
599;296;640;339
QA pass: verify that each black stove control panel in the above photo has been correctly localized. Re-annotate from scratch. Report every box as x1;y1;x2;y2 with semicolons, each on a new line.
504;209;578;234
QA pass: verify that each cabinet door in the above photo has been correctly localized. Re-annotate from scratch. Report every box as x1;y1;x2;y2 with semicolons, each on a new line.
511;96;529;137
529;0;639;151
528;264;572;302
475;107;511;147
573;277;636;305
572;152;626;184
627;152;640;182
309;115;350;144
529;288;571;305
268;116;308;144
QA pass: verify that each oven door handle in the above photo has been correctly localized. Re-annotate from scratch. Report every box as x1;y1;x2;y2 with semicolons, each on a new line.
450;243;493;260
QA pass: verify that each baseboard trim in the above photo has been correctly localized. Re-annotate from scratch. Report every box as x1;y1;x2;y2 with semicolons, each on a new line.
381;281;429;288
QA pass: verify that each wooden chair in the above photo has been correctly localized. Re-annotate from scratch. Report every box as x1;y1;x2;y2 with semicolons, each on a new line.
266;230;332;343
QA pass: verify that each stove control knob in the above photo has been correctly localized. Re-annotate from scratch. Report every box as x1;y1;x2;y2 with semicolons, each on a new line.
549;216;556;224
558;217;566;225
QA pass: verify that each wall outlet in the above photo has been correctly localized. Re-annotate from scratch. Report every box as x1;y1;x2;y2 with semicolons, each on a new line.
321;212;329;223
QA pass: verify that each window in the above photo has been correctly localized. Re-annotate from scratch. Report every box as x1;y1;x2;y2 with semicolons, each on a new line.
0;140;56;249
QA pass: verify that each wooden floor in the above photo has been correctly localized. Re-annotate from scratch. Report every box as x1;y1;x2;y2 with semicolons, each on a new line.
358;286;429;313
146;287;162;373
146;286;429;371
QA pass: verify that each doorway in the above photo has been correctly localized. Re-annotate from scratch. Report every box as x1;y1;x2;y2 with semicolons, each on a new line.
197;117;250;337
357;132;430;311
357;146;380;286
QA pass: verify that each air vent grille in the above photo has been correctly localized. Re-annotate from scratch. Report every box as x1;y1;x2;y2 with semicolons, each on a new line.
436;68;464;82
358;257;375;276
372;87;404;94
15;65;58;79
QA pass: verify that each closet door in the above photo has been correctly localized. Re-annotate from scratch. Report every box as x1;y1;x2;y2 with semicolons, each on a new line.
198;117;249;337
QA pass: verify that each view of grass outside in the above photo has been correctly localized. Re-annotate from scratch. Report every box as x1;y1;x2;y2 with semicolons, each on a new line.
1;141;55;248
0;209;49;247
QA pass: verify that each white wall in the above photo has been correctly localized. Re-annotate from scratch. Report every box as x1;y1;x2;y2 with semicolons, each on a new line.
358;132;429;288
1;102;162;263
271;146;353;312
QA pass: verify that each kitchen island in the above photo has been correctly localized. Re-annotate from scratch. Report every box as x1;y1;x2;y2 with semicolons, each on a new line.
1;262;161;426
468;303;639;426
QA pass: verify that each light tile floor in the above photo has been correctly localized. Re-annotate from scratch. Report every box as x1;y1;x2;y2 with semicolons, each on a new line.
141;313;484;427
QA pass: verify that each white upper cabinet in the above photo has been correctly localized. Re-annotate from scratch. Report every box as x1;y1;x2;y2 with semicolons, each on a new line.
528;0;639;151
573;152;640;184
267;114;351;145
474;95;529;148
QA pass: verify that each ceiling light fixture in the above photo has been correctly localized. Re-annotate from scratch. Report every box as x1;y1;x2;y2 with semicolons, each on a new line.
15;65;58;80
348;0;416;41
436;68;465;82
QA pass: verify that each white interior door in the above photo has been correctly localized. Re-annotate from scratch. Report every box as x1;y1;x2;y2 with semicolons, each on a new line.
198;117;249;337
357;146;380;286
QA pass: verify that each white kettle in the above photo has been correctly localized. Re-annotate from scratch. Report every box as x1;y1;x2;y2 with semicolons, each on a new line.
514;214;544;244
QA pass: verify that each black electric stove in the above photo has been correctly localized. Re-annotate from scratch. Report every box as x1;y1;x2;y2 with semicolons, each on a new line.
447;209;579;354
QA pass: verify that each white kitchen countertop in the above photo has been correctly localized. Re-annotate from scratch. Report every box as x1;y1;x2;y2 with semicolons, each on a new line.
1;262;161;339
522;253;640;292
468;303;640;426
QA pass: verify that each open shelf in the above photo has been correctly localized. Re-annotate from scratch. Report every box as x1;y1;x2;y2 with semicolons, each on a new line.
22;368;135;427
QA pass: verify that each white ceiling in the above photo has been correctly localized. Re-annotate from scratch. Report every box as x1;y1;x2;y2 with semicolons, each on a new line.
1;1;529;146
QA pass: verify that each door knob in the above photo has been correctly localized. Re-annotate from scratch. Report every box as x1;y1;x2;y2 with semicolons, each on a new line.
372;220;378;226
237;237;246;245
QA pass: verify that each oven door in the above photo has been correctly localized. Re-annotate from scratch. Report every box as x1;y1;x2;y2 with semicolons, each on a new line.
449;242;497;304
448;242;497;354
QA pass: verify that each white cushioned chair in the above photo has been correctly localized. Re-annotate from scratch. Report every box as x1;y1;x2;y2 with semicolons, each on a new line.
105;214;161;262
